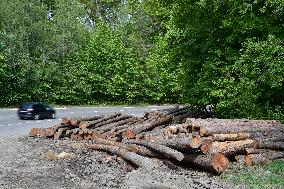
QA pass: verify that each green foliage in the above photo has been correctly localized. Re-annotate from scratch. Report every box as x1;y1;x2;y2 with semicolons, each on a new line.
0;0;283;122
222;160;284;188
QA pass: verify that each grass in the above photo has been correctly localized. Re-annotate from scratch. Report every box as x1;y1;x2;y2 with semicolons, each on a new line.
222;160;284;189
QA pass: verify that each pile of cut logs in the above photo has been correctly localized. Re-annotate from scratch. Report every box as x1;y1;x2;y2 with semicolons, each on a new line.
29;106;284;174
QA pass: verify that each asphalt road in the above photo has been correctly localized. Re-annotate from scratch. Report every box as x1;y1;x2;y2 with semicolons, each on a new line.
0;105;174;137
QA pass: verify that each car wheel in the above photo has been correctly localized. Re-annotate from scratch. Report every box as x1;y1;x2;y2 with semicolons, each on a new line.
34;114;40;120
51;113;56;119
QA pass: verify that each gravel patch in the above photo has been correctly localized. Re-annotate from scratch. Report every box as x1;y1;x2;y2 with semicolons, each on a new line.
0;136;246;189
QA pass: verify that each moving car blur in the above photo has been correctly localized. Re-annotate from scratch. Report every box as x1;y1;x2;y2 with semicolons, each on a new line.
18;102;56;120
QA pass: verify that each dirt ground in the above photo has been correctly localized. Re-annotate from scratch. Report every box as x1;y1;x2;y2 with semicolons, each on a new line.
0;136;247;189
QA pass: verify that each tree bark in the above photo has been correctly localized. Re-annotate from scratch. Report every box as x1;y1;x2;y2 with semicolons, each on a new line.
245;151;284;166
126;139;184;161
79;113;121;129
125;115;173;139
88;144;161;169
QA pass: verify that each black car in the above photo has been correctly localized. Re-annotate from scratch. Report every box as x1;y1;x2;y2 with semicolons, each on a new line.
18;102;56;120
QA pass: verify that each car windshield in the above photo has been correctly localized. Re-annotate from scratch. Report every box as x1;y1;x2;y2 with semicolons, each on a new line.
19;103;34;110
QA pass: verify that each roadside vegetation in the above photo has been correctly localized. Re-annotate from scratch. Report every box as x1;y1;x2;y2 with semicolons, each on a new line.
222;160;284;188
0;0;283;122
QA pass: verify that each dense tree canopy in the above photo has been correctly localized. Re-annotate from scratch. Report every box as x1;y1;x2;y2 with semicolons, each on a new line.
0;0;283;121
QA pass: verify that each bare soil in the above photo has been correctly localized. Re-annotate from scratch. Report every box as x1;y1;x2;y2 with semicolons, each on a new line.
0;136;247;189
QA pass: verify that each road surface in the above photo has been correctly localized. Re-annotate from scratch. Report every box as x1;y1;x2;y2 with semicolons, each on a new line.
0;105;174;137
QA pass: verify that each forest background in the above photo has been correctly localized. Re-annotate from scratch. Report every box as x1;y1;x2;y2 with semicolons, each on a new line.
0;0;283;121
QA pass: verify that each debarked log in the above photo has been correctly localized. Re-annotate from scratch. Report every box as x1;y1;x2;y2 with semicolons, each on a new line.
88;144;161;169
207;139;257;156
183;153;229;174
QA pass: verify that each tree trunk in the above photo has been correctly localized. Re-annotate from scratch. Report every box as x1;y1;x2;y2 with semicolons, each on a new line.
183;153;229;174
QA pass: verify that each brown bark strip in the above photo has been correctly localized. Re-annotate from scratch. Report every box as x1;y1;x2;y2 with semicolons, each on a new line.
183;153;229;174
126;139;184;161
79;113;121;129
88;144;161;169
212;133;251;141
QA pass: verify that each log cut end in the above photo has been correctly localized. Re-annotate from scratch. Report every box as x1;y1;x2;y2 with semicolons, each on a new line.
79;121;89;129
200;138;213;154
124;130;136;139
212;153;229;174
29;128;39;137
190;135;203;148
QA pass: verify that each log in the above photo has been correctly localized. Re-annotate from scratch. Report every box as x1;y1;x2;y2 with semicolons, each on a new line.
92;115;133;130
155;137;200;151
29;128;40;137
185;118;284;135
199;124;284;137
212;133;251;141
88;144;161;169
54;127;68;139
200;138;213;154
90;137;165;158
245;148;269;154
70;115;103;126
245;151;284;166
79;113;121;129
183;153;229;174
125;115;173;138
126;139;184;161
256;141;284;150
207;139;257;156
235;155;246;165
61;117;70;125
98;117;136;133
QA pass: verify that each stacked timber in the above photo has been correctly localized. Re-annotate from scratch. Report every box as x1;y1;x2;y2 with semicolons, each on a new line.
28;105;284;174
